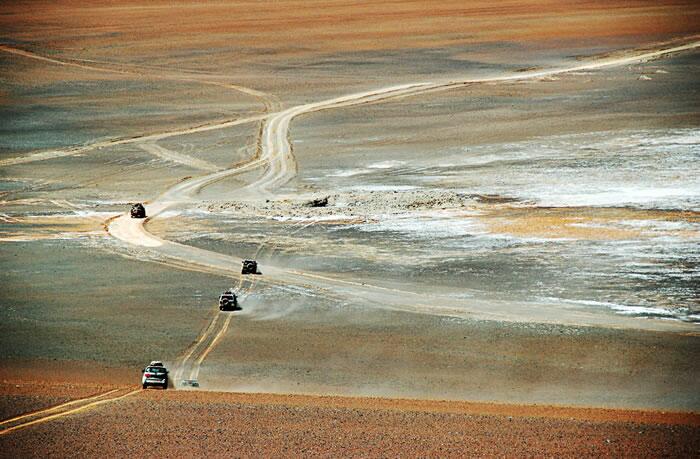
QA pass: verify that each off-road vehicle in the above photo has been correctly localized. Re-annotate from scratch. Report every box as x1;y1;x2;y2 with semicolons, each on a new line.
219;289;240;311
130;203;146;219
242;259;260;275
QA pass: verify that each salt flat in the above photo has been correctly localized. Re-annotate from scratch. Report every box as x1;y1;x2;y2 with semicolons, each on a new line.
1;0;699;455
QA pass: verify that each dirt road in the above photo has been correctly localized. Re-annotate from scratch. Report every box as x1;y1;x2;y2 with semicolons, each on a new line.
1;385;698;457
0;114;268;168
172;277;257;385
0;44;274;168
105;38;700;332
138;144;221;172
0;389;139;436
255;40;700;192
1;2;699;452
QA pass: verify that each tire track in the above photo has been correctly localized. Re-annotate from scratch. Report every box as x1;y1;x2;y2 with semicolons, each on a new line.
0;388;140;436
253;40;700;192
173;277;257;387
0;389;120;428
139;143;222;172
251;217;323;263
0;45;131;74
105;38;700;332
188;313;233;380
0;114;267;168
0;44;279;106
0;44;277;168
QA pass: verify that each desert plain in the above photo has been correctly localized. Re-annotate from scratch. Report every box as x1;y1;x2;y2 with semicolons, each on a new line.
1;0;699;456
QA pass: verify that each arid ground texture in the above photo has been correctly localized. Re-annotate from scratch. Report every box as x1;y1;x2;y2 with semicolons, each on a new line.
1;0;699;456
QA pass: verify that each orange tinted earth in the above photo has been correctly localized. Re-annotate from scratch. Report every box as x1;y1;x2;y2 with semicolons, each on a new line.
1;0;699;456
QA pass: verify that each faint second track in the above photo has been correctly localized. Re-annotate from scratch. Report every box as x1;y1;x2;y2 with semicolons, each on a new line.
0;388;140;436
173;277;257;387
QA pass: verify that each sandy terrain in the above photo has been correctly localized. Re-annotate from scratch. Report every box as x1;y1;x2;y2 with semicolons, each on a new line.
1;380;699;457
1;0;700;456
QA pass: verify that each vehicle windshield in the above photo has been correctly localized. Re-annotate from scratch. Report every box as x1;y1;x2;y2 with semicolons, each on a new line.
145;367;166;374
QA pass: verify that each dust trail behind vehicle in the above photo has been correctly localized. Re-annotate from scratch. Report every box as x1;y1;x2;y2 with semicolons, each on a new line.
173;276;257;387
106;38;700;332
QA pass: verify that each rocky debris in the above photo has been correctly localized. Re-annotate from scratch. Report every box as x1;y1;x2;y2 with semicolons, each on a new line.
204;190;518;222
305;196;329;208
465;194;520;204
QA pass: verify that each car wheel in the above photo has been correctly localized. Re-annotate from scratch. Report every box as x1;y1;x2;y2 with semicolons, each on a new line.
142;384;147;389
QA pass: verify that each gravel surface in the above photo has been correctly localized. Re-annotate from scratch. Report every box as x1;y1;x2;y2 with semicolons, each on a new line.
205;190;487;220
0;382;111;421
1;388;699;457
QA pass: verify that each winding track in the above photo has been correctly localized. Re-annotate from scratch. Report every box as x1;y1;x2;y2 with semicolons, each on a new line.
0;40;696;422
0;44;274;168
4;40;700;407
255;40;700;192
0;37;697;438
106;39;700;332
0;113;268;168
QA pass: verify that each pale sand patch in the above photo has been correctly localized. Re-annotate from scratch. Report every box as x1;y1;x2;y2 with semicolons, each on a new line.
481;206;700;240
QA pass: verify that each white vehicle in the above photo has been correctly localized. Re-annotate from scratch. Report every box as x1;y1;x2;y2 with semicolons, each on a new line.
142;364;169;389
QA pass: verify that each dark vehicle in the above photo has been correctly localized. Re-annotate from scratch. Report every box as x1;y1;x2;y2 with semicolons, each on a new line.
142;364;168;389
130;203;146;219
219;289;240;311
241;259;260;275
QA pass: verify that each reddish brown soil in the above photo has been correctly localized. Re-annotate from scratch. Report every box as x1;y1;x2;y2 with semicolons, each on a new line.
0;361;131;420
2;1;699;456
0;360;137;388
1;383;699;457
0;383;107;421
2;0;698;64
